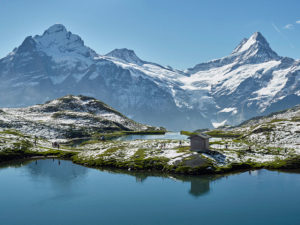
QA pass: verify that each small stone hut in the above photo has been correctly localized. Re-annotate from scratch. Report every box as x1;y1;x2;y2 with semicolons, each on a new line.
188;133;211;153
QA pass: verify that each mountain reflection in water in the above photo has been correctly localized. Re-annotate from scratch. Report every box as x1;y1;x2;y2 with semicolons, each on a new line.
1;159;223;197
99;166;226;197
27;159;88;182
1;159;299;225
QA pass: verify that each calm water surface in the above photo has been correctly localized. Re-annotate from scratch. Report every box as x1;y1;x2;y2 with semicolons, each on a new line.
115;132;188;141
70;132;188;147
0;159;300;225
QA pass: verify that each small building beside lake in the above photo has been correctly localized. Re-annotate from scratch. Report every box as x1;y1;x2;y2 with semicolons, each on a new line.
188;133;211;153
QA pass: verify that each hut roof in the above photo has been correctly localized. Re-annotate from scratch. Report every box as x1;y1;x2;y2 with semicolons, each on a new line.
188;133;211;139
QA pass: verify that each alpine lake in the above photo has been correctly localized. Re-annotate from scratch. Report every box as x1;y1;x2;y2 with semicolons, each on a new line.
0;158;300;225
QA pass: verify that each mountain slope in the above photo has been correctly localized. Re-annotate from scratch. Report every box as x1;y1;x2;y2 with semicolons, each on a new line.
232;105;300;150
0;25;201;130
0;24;299;130
183;32;300;126
0;95;161;139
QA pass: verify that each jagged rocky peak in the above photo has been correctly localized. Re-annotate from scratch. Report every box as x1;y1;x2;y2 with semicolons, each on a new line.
34;24;84;47
187;32;281;74
30;24;97;60
43;24;68;34
233;32;266;53
16;36;37;54
232;32;279;59
106;48;144;64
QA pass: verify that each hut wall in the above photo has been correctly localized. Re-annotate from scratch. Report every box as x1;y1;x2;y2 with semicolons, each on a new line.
190;137;209;152
205;139;209;149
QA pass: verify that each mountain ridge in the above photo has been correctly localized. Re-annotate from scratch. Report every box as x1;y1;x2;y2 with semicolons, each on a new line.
0;24;299;130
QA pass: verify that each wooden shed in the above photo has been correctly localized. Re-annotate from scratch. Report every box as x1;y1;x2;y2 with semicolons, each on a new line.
188;133;211;153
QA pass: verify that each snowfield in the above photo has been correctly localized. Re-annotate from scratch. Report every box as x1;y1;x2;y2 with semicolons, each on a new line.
1;25;299;130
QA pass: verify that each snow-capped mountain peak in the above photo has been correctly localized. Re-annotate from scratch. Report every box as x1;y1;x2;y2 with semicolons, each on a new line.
232;32;269;54
32;24;97;63
42;24;67;34
231;32;279;62
105;48;144;65
34;24;84;47
232;32;259;52
186;32;281;74
0;24;299;131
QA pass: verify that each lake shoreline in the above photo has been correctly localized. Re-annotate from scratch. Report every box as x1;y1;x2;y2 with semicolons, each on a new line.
1;149;299;176
1;130;299;176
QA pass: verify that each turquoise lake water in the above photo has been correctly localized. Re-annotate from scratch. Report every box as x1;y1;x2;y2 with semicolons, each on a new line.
115;132;188;141
69;132;188;147
0;159;300;225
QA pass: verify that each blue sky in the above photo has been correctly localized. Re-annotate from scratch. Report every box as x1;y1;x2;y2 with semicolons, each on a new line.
0;0;299;69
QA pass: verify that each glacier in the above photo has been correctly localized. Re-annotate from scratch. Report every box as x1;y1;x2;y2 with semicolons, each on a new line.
0;24;299;130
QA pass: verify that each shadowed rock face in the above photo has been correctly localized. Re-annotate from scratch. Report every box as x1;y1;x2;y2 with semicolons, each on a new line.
0;24;299;130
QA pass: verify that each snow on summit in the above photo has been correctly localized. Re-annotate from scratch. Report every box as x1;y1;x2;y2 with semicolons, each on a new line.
0;25;299;130
33;24;97;66
105;48;145;65
232;32;274;54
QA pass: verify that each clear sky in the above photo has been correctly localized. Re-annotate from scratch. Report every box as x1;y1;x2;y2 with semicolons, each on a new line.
0;0;299;69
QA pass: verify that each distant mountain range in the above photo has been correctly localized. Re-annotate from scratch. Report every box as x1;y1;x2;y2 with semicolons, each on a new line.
0;24;299;130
